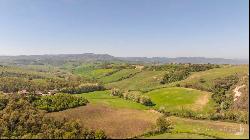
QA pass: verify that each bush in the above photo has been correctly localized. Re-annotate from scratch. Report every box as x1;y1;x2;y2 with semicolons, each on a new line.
199;78;206;83
139;95;153;106
94;130;107;139
127;92;141;102
156;116;173;133
110;88;123;97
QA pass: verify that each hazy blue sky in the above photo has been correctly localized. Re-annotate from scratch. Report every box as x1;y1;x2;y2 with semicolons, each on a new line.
0;0;249;58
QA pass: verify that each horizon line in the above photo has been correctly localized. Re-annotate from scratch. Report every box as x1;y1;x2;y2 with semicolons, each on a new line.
0;53;248;60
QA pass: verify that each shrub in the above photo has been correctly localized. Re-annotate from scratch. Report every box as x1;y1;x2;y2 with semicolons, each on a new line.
110;88;123;97
94;130;107;139
156;116;173;133
139;95;153;106
199;78;206;83
127;92;141;102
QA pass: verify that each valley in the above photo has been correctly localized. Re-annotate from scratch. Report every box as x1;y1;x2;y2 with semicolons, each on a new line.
0;55;249;139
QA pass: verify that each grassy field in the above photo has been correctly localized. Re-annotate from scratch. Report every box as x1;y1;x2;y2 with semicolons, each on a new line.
143;116;249;139
145;87;215;112
106;70;166;92
169;65;249;91
47;104;160;138
99;69;140;83
74;66;117;79
74;90;148;110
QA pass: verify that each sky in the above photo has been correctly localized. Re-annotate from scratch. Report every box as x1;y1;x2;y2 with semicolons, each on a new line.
0;0;249;59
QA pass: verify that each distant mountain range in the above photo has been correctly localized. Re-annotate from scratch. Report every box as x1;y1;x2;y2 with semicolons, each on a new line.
118;56;249;64
0;53;248;65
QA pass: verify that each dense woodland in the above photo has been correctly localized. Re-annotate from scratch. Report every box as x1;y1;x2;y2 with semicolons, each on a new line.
32;93;89;112
0;94;107;139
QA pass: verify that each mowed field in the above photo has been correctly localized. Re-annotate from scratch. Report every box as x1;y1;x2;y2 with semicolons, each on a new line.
145;87;215;112
170;65;249;91
106;70;166;92
144;116;249;139
47;104;160;138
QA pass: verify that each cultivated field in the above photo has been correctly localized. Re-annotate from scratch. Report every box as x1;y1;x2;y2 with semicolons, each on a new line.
47;104;160;138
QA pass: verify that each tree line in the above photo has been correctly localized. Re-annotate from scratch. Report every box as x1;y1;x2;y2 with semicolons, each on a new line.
60;83;105;94
110;89;154;106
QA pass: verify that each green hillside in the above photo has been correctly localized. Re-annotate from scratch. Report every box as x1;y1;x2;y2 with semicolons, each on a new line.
99;69;140;83
170;65;249;91
74;65;118;79
106;70;166;92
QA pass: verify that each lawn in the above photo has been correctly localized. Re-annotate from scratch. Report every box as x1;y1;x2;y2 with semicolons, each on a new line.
145;87;215;112
74;90;148;110
106;70;166;92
